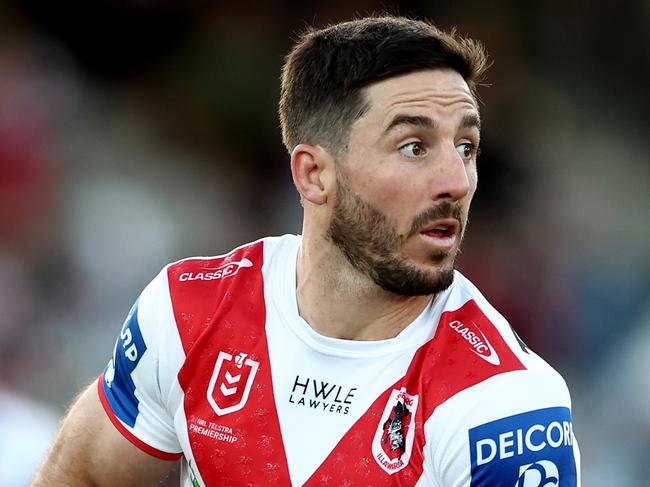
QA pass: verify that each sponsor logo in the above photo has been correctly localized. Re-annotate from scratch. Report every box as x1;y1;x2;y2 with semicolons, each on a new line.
179;258;253;282
469;407;577;486
288;375;357;415
102;301;147;427
448;319;500;365
105;305;143;388
515;460;559;487
372;388;419;474
207;351;259;416
188;418;239;444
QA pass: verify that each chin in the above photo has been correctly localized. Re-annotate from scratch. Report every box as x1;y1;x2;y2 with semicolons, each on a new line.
372;257;457;297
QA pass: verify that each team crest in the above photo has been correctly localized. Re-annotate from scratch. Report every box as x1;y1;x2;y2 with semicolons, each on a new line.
372;387;419;474
207;351;259;416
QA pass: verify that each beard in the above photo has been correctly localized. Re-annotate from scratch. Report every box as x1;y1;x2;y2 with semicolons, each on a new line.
326;174;465;296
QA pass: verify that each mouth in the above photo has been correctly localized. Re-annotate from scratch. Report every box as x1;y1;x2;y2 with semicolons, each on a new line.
419;218;460;249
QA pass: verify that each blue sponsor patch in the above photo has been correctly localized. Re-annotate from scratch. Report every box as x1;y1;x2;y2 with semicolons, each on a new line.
469;407;577;486
102;301;147;427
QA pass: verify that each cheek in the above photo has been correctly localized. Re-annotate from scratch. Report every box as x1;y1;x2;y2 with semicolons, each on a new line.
346;165;411;206
372;178;421;218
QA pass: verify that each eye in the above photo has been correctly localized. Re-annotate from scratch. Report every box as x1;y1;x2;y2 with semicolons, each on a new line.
399;141;427;158
456;142;477;160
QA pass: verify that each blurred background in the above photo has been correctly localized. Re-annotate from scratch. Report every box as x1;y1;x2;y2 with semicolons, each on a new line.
0;1;647;485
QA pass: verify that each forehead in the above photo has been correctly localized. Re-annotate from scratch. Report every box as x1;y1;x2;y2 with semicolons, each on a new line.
361;69;478;125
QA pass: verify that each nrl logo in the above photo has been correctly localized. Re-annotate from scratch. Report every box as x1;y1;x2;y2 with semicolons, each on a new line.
372;387;419;474
207;351;259;416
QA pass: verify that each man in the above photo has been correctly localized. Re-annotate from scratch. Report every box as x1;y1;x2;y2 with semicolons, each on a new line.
32;16;580;486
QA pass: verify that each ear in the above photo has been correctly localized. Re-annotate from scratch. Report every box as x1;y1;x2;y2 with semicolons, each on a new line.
290;144;335;205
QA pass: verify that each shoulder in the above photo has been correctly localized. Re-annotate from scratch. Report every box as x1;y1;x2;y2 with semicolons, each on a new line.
449;270;552;371
422;270;573;419
423;272;579;486
163;234;300;347
164;234;300;293
167;234;299;281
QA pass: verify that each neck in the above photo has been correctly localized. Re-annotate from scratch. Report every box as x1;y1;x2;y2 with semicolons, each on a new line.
295;235;432;341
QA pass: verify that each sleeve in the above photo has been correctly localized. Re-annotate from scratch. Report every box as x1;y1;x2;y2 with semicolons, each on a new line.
97;268;183;460
423;360;581;487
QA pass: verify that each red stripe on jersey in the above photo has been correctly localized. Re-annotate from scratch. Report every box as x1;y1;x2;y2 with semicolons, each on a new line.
167;241;292;485
304;299;525;486
96;376;183;461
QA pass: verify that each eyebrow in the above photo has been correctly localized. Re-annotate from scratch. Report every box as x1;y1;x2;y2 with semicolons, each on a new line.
384;115;435;134
383;112;481;134
460;112;481;131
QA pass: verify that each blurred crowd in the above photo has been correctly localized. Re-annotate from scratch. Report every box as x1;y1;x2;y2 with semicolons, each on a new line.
0;1;647;486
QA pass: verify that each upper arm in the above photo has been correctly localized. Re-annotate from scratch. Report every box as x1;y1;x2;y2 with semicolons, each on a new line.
33;268;184;486
425;367;580;486
31;380;176;487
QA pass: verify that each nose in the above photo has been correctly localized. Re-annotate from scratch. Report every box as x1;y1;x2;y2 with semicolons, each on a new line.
431;144;472;202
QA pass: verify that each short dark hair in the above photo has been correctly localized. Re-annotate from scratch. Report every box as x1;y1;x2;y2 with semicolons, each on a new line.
279;16;488;155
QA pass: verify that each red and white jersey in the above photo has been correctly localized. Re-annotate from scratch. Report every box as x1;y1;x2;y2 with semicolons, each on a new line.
99;234;580;486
